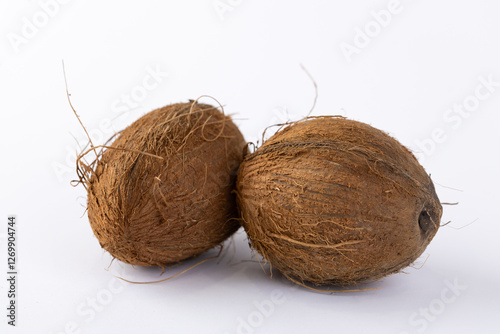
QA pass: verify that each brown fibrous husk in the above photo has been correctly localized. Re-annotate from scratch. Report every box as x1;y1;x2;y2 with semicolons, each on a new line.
236;116;443;286
78;101;245;267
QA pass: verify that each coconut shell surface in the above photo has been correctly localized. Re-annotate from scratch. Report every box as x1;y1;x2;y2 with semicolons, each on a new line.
236;117;442;286
81;102;245;267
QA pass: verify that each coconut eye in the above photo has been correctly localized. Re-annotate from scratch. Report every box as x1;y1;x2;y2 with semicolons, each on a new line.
418;210;433;234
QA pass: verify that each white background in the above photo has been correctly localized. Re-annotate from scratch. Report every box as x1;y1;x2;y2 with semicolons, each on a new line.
1;0;499;333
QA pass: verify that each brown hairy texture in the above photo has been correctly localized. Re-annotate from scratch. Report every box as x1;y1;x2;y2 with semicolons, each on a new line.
236;116;442;286
78;102;245;267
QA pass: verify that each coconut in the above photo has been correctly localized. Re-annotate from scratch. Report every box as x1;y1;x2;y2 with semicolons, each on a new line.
79;102;245;267
236;116;442;286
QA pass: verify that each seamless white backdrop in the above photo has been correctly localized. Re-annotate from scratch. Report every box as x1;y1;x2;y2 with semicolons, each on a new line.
1;0;499;333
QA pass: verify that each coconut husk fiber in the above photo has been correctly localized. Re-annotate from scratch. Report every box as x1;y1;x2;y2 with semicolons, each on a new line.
78;101;246;267
236;116;442;286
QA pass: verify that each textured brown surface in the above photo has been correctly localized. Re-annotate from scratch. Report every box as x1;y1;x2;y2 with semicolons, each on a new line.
80;102;245;267
236;116;442;285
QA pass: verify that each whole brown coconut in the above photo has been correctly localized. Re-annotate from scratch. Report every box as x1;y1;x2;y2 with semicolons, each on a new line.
79;102;245;267
236;116;442;286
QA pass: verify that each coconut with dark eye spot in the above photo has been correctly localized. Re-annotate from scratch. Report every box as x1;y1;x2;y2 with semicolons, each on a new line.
236;116;442;286
79;102;245;267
